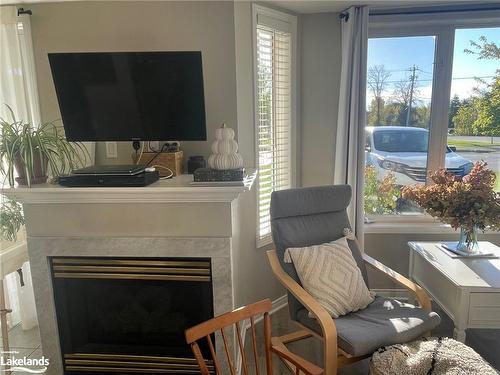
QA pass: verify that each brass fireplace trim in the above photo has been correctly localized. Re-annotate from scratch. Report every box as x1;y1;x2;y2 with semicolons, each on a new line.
52;258;210;268
63;353;214;374
65;359;202;369
51;257;211;282
52;266;210;275
64;353;211;364
53;273;210;282
65;366;207;373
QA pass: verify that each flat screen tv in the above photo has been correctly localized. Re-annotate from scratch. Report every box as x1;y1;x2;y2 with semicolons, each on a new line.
48;51;207;142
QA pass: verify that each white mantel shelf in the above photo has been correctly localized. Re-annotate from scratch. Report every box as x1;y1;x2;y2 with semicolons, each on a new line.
1;171;256;204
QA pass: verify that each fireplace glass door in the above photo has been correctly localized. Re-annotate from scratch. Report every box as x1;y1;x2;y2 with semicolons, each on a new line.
50;257;214;374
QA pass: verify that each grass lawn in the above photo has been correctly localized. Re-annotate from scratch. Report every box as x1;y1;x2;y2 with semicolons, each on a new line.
496;172;500;192
447;139;500;149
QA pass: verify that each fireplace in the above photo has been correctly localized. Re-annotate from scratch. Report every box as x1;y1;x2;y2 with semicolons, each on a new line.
50;256;215;374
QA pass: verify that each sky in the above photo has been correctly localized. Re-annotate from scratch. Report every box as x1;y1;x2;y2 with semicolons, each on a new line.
367;27;500;104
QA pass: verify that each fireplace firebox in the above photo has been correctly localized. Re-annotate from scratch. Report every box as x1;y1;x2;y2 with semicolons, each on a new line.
50;256;215;374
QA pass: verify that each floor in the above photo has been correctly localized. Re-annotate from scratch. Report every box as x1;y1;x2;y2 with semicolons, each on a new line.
264;302;500;374
0;323;42;370
4;302;499;374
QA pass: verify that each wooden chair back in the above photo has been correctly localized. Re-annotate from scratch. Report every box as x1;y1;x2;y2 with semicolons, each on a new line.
185;299;273;375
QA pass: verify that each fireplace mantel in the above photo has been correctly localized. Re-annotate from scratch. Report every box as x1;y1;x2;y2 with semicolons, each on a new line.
2;171;256;204
0;172;256;374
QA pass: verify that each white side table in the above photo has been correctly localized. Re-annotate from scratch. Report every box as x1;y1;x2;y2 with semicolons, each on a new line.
408;241;500;343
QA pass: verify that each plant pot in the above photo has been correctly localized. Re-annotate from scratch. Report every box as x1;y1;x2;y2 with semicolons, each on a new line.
14;151;48;186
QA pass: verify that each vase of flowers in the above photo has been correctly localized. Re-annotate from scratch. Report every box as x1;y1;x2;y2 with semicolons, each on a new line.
402;162;500;254
457;226;480;253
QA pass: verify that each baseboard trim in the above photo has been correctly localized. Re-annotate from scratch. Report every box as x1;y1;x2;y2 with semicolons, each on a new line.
269;294;288;316
237;295;288;374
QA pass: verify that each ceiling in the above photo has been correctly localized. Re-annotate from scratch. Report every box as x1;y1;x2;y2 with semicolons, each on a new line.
263;0;497;14
1;0;497;13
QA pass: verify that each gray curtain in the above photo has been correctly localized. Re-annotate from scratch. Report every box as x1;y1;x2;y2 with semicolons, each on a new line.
334;6;368;248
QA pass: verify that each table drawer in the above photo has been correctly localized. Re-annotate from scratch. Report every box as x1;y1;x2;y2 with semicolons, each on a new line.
411;252;459;318
469;293;500;326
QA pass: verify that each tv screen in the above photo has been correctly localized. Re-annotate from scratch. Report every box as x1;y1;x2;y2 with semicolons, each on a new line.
48;51;207;141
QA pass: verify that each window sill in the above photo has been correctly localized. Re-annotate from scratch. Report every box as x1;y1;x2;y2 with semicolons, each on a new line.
364;221;457;234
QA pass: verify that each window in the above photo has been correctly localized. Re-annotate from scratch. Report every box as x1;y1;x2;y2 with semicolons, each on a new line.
365;12;500;221
253;5;296;245
365;35;437;215
448;27;499;192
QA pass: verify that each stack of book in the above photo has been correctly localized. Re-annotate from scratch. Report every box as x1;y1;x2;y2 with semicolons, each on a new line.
191;168;247;186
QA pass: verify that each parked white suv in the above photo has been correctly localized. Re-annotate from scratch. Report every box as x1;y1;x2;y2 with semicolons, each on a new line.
365;126;473;186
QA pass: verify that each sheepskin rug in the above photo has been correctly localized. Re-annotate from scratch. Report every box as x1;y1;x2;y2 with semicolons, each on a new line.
370;337;497;375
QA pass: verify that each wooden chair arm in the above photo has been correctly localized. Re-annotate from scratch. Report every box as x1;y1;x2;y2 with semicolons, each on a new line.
266;250;338;343
271;344;324;375
363;253;432;311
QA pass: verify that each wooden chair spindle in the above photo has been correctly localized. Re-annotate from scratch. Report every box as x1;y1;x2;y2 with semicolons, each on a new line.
250;316;261;375
206;334;221;375
221;327;236;375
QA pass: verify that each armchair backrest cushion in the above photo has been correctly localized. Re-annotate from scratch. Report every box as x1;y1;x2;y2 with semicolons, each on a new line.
270;185;368;321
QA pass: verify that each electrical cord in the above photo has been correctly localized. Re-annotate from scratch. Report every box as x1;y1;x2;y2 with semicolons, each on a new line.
135;141;145;165
151;165;174;179
135;142;173;179
145;143;168;167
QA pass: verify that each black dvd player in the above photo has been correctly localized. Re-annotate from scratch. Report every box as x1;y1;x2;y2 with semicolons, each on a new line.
58;170;159;187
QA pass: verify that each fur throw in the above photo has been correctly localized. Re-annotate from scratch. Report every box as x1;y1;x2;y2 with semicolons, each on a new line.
370;337;496;375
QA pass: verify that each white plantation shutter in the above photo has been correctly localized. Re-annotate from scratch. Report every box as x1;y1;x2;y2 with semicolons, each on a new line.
255;8;295;245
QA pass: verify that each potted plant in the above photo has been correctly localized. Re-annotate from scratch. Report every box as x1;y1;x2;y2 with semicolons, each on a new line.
0;106;87;187
0;198;24;242
402;161;500;253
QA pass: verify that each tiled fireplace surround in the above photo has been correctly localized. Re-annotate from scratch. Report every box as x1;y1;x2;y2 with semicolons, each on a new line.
5;177;252;374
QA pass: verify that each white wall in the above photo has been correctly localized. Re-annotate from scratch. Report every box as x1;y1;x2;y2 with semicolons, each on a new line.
300;13;341;187
29;1;238;166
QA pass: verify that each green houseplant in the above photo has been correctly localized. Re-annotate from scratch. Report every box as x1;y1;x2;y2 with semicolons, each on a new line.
0;198;25;242
0;106;87;187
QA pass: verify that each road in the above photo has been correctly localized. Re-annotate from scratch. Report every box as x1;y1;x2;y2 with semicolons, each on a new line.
447;135;499;169
458;150;499;168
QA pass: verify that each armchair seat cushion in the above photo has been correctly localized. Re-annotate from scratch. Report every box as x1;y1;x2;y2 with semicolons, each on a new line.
296;296;441;357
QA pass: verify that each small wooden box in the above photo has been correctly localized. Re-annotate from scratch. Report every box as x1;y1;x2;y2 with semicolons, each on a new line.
138;151;183;177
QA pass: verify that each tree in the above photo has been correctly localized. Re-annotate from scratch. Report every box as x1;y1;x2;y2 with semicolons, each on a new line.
473;76;500;137
392;68;420;126
367;98;383;126
448;94;461;129
453;99;478;135
453;76;500;137
453;36;500;137
367;65;391;124
465;36;500;62
415;104;431;129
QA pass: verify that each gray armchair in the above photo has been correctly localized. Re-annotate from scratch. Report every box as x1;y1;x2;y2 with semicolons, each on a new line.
266;185;441;374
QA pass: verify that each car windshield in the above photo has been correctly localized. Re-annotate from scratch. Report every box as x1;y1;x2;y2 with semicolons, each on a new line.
373;130;429;153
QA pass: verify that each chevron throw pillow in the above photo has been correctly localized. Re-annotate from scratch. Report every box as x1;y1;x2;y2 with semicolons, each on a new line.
284;236;374;318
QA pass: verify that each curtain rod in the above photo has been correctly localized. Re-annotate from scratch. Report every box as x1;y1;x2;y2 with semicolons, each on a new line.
370;4;500;17
18;8;32;16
